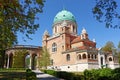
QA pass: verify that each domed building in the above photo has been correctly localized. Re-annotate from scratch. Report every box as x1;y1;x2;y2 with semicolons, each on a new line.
42;9;119;72
4;9;119;71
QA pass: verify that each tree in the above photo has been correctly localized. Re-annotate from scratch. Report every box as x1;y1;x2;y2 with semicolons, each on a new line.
12;49;28;68
118;41;120;49
117;41;120;65
0;0;45;68
102;41;115;52
38;46;50;69
0;0;45;51
93;0;120;29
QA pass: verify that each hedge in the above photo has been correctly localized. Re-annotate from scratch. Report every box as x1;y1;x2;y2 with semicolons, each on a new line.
26;69;37;80
43;70;84;80
0;68;37;80
43;68;120;80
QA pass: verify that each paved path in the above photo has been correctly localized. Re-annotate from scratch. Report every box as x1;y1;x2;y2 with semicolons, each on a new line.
33;70;63;80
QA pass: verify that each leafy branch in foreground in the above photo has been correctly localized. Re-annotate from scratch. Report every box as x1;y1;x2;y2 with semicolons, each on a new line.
0;0;45;50
93;0;120;29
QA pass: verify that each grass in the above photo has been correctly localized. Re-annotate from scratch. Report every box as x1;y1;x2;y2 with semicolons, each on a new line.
0;68;26;80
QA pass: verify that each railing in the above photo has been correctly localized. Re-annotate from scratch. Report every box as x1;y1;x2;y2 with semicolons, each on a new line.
12;45;41;48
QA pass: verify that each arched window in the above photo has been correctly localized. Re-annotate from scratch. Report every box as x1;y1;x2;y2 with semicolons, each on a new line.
77;54;81;60
109;57;112;61
94;55;97;59
88;54;90;59
55;26;57;33
91;54;94;59
73;26;76;33
52;43;57;52
82;54;86;59
101;57;103;65
66;54;70;61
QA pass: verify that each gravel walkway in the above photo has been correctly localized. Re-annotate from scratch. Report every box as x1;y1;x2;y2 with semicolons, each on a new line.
33;70;64;80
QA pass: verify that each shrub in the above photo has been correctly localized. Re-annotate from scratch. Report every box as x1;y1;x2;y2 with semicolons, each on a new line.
84;69;93;80
98;76;113;80
84;68;112;80
72;74;84;80
43;70;56;76
112;73;120;80
112;68;120;80
113;68;120;73
26;69;37;80
99;68;112;77
56;71;73;80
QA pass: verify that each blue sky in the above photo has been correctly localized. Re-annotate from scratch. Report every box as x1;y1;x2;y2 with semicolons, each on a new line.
17;0;120;48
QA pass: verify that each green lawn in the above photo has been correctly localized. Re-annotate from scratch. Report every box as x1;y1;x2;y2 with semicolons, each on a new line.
0;68;26;80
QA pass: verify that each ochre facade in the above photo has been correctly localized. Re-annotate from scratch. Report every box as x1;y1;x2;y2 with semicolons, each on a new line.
42;10;119;72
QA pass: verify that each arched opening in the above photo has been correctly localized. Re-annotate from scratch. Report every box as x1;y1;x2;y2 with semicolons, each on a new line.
55;26;57;33
25;54;30;69
9;53;13;68
101;57;103;66
73;26;76;33
82;54;86;59
77;54;81;60
91;54;94;59
88;54;90;59
109;57;112;61
5;54;8;68
32;54;37;70
66;54;70;61
94;55;97;59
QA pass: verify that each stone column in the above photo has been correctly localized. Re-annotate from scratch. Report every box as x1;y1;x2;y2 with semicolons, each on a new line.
36;56;39;70
7;54;9;69
29;54;32;69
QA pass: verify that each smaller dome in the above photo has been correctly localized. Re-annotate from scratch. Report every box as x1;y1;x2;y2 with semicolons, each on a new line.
43;30;49;36
53;10;76;24
82;28;87;34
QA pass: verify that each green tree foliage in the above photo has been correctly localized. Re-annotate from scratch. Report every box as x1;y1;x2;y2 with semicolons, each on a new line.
118;41;120;49
117;41;120;65
38;46;50;69
0;0;45;68
112;68;120;80
12;49;28;68
0;0;45;50
102;41;115;52
84;68;113;80
93;0;120;29
0;50;5;68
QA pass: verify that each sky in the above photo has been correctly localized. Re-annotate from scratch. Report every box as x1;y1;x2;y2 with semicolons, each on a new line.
17;0;120;48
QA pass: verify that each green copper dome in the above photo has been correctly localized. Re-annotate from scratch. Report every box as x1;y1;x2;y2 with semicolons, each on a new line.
53;10;76;24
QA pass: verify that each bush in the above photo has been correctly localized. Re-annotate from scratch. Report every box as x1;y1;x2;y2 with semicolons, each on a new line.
112;68;120;80
84;68;113;80
56;71;73;80
26;69;37;80
43;70;84;80
72;74;84;80
98;76;112;80
43;70;56;76
99;68;112;77
113;68;120;73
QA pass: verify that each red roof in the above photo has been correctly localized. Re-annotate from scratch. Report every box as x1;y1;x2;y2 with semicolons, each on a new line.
71;36;81;44
71;36;96;48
